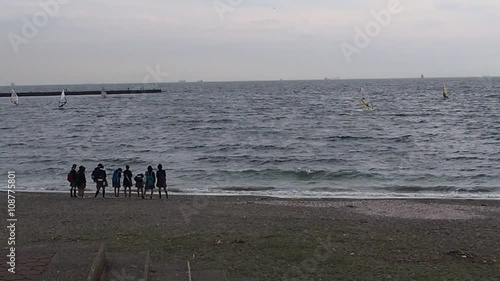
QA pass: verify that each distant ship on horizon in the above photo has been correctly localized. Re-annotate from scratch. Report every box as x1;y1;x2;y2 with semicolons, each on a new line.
421;74;425;79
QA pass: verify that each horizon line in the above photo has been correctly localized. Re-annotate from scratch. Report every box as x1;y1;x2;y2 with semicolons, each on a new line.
2;75;496;87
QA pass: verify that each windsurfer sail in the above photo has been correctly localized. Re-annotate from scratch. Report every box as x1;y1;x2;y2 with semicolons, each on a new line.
101;87;108;98
442;83;449;100
359;87;374;110
11;88;19;105
58;90;67;108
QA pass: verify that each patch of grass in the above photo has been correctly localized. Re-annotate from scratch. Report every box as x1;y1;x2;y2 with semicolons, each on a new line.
64;227;500;280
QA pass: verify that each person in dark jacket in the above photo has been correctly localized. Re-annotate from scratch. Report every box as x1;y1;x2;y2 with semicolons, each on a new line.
92;163;107;198
123;165;133;198
68;164;77;198
75;166;87;198
156;164;168;199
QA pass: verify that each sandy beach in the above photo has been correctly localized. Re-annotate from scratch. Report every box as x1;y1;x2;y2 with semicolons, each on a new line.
4;193;500;280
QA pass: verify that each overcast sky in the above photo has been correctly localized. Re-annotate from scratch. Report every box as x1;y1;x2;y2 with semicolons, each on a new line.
1;0;499;85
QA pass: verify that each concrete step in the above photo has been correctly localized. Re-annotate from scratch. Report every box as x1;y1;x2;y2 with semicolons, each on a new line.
103;251;149;281
191;270;229;281
40;243;104;281
148;262;189;281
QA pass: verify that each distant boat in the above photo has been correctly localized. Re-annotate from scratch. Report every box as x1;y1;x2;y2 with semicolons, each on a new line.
421;74;425;79
442;83;449;100
101;87;108;98
178;80;186;83
359;87;374;110
11;88;19;105
58;90;67;108
197;80;204;83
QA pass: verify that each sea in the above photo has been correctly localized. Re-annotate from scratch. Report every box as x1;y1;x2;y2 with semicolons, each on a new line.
1;78;499;199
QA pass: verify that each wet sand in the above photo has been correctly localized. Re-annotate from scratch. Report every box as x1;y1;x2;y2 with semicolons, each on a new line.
5;193;500;280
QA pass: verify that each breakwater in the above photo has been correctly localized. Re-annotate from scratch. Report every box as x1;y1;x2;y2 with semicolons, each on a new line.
1;89;162;97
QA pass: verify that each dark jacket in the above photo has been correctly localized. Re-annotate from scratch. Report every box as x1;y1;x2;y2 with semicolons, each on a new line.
134;174;144;188
69;169;76;186
156;169;167;187
123;169;133;186
92;167;106;182
75;170;86;187
69;169;77;183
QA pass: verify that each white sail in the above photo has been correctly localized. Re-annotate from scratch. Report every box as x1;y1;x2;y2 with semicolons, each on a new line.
101;87;108;98
442;83;449;99
11;88;19;105
359;87;374;110
59;90;67;107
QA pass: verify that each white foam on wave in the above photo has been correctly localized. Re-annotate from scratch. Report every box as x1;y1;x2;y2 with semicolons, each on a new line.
3;188;499;201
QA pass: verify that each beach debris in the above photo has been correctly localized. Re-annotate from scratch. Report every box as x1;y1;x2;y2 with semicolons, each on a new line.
116;234;133;240
187;260;192;281
446;250;478;259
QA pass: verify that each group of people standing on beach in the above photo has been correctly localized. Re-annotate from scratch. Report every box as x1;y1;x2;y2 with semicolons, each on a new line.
67;163;168;199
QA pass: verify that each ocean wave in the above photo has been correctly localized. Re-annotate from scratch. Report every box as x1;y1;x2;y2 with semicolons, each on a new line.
327;136;373;141
117;143;135;148
167;187;182;193
385;185;497;193
309;187;356;192
327;135;412;142
177;119;203;124
206;118;234;124
8;143;26;146
188;127;224;131
220;186;276;191
18;158;58;165
445;156;483;161
214;168;380;181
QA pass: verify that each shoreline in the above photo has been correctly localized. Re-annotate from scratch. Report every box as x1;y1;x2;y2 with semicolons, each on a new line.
2;189;500;201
